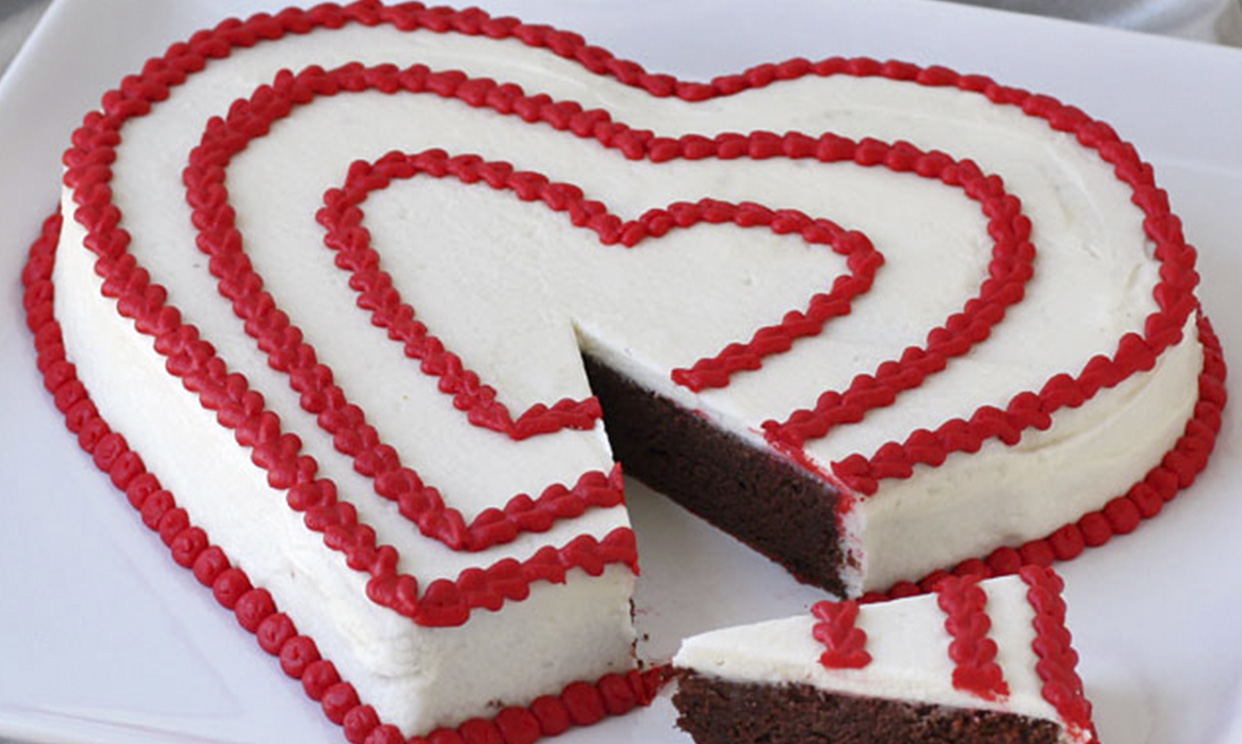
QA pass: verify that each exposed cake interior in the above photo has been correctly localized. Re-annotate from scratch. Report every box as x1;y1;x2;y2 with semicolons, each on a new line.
583;355;849;595
674;675;1063;744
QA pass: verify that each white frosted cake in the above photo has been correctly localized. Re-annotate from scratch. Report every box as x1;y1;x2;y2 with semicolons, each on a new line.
673;567;1097;744
21;2;1224;742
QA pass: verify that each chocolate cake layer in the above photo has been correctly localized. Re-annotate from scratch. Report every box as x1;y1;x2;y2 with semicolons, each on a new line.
583;356;847;596
673;673;1062;744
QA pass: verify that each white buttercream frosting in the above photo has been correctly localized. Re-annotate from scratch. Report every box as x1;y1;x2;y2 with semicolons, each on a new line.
49;11;1200;736
673;574;1090;743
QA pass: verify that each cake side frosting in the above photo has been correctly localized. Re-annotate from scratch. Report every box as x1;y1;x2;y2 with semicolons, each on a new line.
31;2;1226;741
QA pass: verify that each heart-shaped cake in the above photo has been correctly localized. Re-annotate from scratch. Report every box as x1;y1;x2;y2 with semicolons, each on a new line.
21;1;1225;742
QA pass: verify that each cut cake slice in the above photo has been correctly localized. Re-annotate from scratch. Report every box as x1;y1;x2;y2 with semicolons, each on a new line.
673;566;1098;744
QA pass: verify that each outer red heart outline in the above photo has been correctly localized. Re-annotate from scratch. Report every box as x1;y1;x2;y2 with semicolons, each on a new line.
317;149;881;435
23;2;1225;743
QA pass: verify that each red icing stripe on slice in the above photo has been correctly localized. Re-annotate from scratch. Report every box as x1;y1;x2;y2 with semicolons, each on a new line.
811;599;872;669
934;574;1010;701
1018;566;1099;743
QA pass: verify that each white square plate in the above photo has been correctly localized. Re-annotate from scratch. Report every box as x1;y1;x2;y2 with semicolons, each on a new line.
1;1;1240;742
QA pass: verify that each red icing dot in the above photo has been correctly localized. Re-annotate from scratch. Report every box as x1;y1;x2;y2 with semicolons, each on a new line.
191;545;229;586
986;546;1022;575
234;587;276;632
343;704;381;744
169;526;208;567
321;681;361;724
1048;525;1085;561
597;673;638;715
1077;512;1114;547
139;489;175;530
1103;497;1141;534
157;507;189;546
561;681;606;726
124;472;160;510
458;718;503;744
495;707;542;744
364;725;406;744
278;635;320;679
108;450;145;490
256;612;296;656
301;659;341;701
1018;540;1056;567
211;567;252;609
427;730;466;744
91;431;127;472
530;696;570;736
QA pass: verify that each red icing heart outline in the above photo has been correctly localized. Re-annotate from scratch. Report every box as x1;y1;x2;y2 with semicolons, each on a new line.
25;2;1227;743
317;148;881;434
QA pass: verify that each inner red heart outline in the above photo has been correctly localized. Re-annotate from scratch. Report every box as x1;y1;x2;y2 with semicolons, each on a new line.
183;61;1036;556
316;148;882;439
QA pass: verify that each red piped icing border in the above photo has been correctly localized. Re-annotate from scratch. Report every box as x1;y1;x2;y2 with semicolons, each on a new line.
1018;566;1099;744
66;69;647;625
22;212;663;743
811;599;872;669
933;575;1010;701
